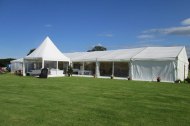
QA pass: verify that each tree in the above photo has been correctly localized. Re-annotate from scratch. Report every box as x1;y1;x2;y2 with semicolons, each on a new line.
27;48;36;56
87;46;107;52
0;58;15;67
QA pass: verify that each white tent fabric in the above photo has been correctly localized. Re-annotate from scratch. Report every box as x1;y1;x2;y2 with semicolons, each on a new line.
65;48;145;62
176;47;189;80
132;47;184;61
131;60;176;82
10;58;23;73
65;47;186;62
26;37;70;61
130;47;189;82
11;58;23;63
11;41;189;82
22;37;70;76
66;46;189;82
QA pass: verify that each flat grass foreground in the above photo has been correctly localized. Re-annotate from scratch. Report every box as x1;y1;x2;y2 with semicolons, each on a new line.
0;74;190;126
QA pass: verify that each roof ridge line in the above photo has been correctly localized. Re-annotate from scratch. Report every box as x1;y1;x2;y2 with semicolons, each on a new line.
130;47;148;60
176;46;185;59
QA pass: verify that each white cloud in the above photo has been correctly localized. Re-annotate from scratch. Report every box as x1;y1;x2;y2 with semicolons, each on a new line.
137;34;154;39
44;24;53;28
98;33;113;37
143;26;190;36
142;18;190;36
181;18;190;25
137;18;190;57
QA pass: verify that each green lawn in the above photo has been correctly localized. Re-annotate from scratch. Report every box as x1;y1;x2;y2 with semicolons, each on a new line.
0;74;190;126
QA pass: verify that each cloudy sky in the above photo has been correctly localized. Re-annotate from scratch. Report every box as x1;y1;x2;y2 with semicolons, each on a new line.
0;0;190;58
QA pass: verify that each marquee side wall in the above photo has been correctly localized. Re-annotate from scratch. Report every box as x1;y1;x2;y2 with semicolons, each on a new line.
131;60;176;82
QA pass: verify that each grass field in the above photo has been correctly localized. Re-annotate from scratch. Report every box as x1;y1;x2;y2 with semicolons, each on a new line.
0;74;190;126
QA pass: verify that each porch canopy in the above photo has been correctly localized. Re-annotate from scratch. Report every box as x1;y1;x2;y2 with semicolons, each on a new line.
23;36;70;76
10;58;23;73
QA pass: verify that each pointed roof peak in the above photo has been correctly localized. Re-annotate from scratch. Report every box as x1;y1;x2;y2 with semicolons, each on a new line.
25;37;70;61
43;36;53;43
45;36;50;40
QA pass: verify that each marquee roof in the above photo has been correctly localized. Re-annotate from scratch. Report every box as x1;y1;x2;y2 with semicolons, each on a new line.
65;46;185;62
132;47;184;60
10;58;23;63
25;37;70;61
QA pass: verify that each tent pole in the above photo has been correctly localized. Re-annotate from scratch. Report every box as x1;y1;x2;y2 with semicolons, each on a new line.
82;62;85;75
22;59;26;76
42;59;44;69
95;59;100;78
70;62;73;67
